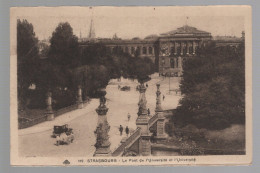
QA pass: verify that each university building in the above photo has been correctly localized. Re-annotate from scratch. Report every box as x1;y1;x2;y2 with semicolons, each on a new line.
79;22;244;76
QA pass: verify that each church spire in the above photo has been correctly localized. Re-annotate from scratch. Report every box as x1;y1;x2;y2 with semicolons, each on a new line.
88;8;96;39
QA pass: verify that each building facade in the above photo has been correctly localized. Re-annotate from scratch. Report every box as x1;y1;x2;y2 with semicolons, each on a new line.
79;25;214;76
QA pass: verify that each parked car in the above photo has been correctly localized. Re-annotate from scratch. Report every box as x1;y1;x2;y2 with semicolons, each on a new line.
52;124;73;138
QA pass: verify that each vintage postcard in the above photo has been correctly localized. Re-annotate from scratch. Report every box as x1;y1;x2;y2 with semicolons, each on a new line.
10;6;252;166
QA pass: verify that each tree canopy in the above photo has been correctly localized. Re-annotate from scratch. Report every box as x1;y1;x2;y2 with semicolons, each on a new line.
175;42;245;130
18;21;155;111
49;22;79;67
17;19;39;108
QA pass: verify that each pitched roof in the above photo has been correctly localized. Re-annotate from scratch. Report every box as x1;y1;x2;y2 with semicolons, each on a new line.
160;25;211;37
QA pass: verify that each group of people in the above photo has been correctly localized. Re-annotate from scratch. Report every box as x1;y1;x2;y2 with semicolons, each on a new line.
119;125;130;136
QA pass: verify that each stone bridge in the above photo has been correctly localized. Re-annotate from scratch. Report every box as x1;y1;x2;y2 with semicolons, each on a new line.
110;83;169;157
92;82;171;157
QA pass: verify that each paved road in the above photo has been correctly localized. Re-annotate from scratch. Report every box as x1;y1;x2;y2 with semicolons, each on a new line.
18;73;182;157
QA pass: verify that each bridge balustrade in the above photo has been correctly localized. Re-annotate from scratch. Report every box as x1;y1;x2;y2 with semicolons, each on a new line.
112;127;141;156
148;114;158;128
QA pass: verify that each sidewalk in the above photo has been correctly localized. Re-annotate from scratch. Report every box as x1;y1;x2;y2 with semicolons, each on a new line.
18;99;99;136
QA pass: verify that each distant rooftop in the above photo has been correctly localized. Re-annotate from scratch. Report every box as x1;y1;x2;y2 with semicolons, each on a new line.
160;25;211;37
213;36;243;42
144;34;158;40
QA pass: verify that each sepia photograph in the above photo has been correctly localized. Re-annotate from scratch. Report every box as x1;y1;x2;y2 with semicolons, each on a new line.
10;6;252;166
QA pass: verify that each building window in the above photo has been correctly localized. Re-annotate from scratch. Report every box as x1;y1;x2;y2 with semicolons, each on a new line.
136;47;141;55
195;46;198;54
170;58;174;68
177;46;181;55
142;47;147;55
170;46;175;56
131;47;135;54
149;47;153;54
183;46;187;55
189;46;193;54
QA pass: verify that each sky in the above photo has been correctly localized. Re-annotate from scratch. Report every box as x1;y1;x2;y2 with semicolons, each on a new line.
13;6;246;40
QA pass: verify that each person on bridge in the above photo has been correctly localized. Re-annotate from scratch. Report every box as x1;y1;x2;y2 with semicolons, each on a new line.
163;95;165;101
127;113;131;121
147;108;150;116
125;126;129;137
119;125;123;136
146;83;148;88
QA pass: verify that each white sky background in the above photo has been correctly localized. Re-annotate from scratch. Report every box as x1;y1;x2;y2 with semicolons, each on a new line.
14;6;245;40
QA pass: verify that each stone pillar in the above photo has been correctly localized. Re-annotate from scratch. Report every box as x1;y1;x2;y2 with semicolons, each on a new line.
152;47;155;55
174;42;177;55
181;42;184;55
178;57;182;69
45;91;54;121
128;46;131;54
178;56;183;76
168;43;171;56
187;41;190;54
155;84;167;140
77;85;83;109
136;83;151;156
193;41;196;54
94;90;111;157
174;58;177;68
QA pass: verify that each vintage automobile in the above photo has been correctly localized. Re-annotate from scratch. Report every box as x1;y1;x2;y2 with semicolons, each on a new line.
52;124;73;138
56;132;74;146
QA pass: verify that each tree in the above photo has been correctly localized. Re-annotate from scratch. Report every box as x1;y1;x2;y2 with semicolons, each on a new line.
175;42;245;130
49;22;79;67
43;22;79;91
17;19;39;109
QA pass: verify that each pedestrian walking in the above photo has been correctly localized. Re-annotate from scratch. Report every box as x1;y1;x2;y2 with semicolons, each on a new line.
125;126;129;137
146;83;148;88
147;108;150;116
127;113;131;121
119;125;123;136
163;95;165;101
